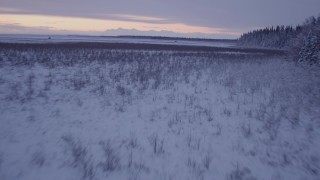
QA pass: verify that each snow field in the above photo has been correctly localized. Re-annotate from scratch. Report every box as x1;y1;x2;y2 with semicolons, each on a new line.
0;48;319;180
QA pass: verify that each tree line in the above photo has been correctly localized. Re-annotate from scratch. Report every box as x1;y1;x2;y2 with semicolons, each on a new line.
238;15;320;66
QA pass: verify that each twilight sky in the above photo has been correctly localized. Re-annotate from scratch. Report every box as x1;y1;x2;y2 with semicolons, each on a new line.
0;0;319;38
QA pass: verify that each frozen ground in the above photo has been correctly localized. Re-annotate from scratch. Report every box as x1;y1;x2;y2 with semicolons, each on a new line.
0;44;319;180
0;34;236;48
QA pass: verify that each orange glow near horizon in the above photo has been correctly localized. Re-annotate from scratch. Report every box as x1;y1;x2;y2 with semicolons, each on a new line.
0;14;241;36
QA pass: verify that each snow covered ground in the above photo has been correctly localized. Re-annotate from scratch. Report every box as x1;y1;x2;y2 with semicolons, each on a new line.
0;34;236;48
0;46;319;180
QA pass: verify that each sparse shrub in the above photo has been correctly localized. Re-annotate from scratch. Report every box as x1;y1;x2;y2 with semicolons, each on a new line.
116;85;131;97
71;72;90;91
128;160;150;180
99;140;121;173
222;76;236;88
227;165;257;180
203;109;214;122
186;135;201;150
256;103;282;141
263;113;281;141
302;154;320;177
127;134;138;149
95;84;106;96
240;123;252;138
27;115;36;122
62;135;95;179
202;153;212;170
150;110;156;122
0;153;3;170
285;106;300;127
245;110;253;119
114;101;126;112
223;108;232;117
187;157;205;180
168;112;181;128
31;151;45;167
127;151;133;168
213;124;222;136
148;133;164;154
6;82;22;101
24;72;35;102
43;73;53;91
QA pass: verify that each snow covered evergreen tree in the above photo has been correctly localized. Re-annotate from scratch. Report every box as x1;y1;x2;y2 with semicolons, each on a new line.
238;25;299;49
238;14;320;66
298;32;319;65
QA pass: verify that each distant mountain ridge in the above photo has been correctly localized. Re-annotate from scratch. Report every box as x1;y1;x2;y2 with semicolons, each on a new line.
115;35;237;42
103;28;237;40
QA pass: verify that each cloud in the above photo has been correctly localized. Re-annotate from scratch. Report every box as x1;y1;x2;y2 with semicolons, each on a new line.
0;23;78;35
0;22;52;31
110;14;166;22
0;7;22;13
93;13;172;24
0;14;241;38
